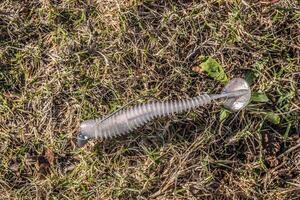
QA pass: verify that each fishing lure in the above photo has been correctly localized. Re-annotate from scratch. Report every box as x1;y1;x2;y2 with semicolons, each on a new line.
77;78;251;147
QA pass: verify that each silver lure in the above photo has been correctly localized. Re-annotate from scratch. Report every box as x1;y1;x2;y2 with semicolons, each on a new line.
77;78;251;147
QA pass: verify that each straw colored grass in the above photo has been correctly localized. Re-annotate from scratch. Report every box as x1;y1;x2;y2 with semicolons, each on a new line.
0;0;299;199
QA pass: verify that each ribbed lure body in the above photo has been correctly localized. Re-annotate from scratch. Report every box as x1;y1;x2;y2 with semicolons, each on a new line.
80;94;212;140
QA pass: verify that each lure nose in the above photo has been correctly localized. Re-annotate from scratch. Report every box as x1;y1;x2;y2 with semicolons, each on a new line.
77;133;89;147
77;120;95;147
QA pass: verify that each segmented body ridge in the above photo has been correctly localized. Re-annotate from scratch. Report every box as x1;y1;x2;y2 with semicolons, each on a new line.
86;94;212;139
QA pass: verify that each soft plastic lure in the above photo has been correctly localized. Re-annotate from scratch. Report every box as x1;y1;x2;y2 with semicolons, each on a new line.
77;78;251;147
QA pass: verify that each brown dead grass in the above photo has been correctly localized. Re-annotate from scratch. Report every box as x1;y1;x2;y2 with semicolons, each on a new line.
0;0;299;199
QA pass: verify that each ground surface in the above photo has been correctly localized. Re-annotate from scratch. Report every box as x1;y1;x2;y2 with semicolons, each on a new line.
0;0;299;199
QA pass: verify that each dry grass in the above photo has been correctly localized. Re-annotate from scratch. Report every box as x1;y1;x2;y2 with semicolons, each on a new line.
0;0;299;199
